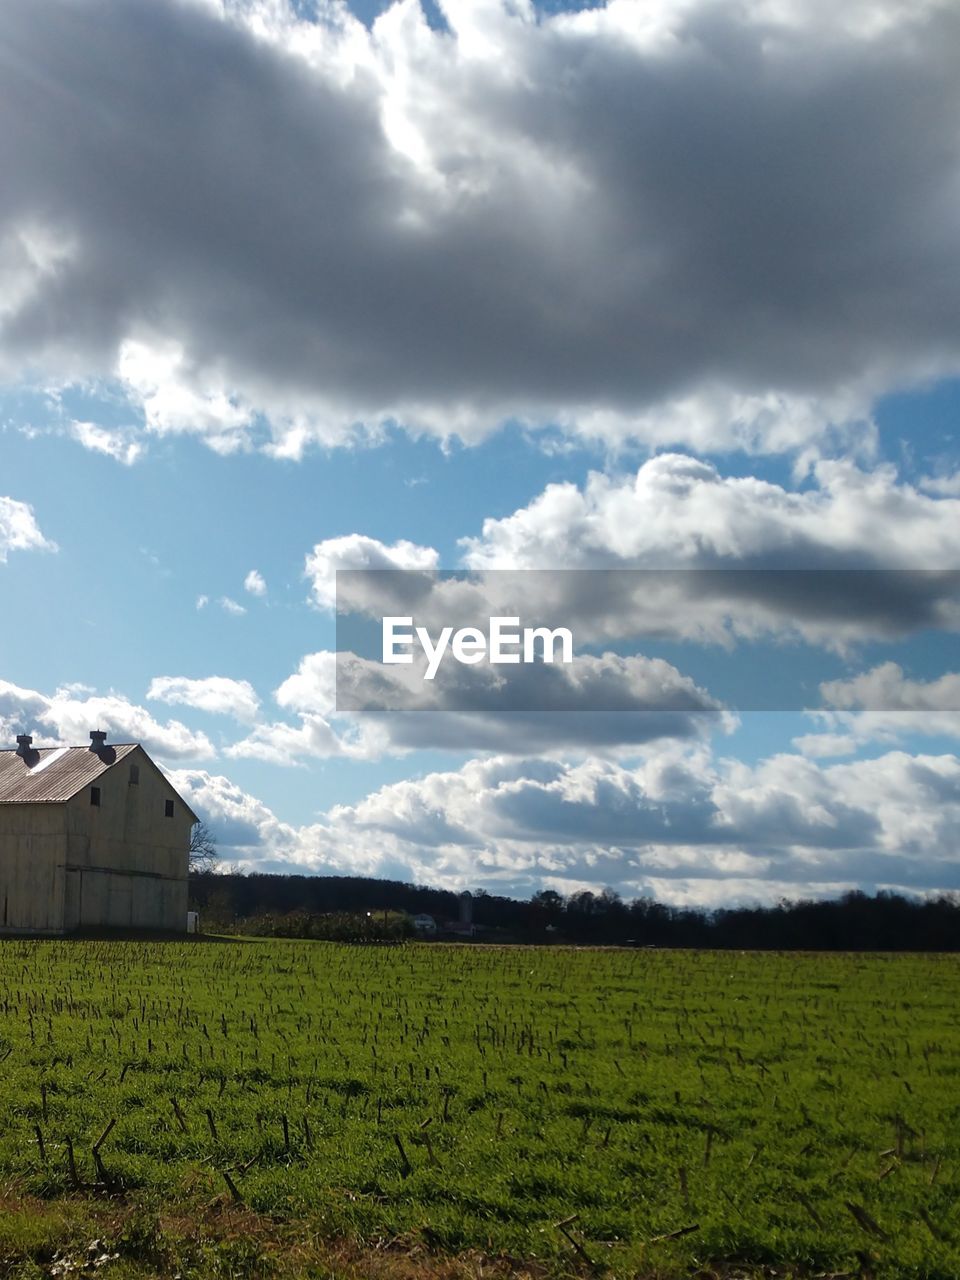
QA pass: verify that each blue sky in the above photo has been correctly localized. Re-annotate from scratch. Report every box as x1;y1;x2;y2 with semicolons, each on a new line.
2;0;960;905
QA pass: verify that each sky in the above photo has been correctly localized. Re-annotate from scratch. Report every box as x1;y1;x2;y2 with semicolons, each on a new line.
2;0;960;906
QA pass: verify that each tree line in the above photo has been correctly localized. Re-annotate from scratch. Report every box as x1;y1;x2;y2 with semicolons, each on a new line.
189;871;960;950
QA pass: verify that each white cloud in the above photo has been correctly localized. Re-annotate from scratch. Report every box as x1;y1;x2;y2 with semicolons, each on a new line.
223;713;383;765
189;744;960;900
321;458;960;658
68;419;144;465
796;662;960;749
243;569;267;597
822;662;960;713
791;732;859;758
219;596;247;616
462;454;960;572
196;594;209;610
0;679;215;760
919;471;960;496
116;338;254;454
164;768;296;855
148;675;261;722
3;0;960;454
453;455;960;647
0;496;56;562
223;653;387;762
322;747;960;893
165;767;419;881
305;534;439;609
275;652;339;718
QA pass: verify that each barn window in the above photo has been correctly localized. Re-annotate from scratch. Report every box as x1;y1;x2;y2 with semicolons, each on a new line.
90;786;101;807
129;765;140;785
164;799;175;818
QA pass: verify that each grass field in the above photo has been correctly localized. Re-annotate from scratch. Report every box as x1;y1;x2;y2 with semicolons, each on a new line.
0;939;958;1279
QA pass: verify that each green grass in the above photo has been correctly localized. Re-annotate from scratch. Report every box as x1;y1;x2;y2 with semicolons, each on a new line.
0;939;958;1278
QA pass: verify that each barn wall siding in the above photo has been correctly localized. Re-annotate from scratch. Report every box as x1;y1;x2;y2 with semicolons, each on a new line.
0;803;67;934
1;746;191;934
62;748;190;932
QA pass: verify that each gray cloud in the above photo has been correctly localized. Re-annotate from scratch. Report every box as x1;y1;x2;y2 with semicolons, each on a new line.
794;663;960;754
336;649;726;751
2;0;960;453
219;648;726;761
323;457;960;659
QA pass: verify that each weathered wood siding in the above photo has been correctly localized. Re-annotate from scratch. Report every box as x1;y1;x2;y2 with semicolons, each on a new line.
62;747;191;931
0;802;66;934
0;747;191;934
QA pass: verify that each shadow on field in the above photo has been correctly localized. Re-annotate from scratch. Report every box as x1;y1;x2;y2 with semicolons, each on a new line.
73;928;249;943
1;928;249;944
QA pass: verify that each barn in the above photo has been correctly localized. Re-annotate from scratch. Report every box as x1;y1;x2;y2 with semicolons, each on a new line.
0;732;195;935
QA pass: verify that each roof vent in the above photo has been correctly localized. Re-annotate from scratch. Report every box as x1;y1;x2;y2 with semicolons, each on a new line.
89;730;108;754
15;734;33;758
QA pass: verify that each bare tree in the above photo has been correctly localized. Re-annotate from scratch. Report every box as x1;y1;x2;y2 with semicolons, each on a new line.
189;820;218;872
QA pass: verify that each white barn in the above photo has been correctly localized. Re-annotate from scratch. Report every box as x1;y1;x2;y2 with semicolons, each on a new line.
0;732;195;934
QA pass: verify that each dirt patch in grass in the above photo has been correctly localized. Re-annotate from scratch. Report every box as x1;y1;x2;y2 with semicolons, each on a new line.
0;1191;577;1280
0;1190;866;1280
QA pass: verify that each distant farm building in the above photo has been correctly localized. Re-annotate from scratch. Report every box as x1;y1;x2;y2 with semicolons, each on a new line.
412;913;437;935
0;732;195;934
443;890;476;937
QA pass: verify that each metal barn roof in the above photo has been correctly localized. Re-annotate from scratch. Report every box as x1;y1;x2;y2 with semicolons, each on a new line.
0;743;139;804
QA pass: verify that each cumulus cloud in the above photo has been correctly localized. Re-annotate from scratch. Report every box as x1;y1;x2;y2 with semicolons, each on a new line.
115;338;255;454
1;677;936;903
219;596;247;616
0;496;56;561
284;647;726;753
103;710;960;902
326;458;960;662
457;455;960;646
219;640;726;765
821;662;960;713
223;653;382;762
3;0;960;454
306;534;439;609
462;455;960;572
0;679;215;760
147;675;261;722
164;768;296;855
314;747;960;896
243;569;267;597
223;713;384;765
166;767;420;880
275;651;339;718
191;744;960;900
793;662;960;750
